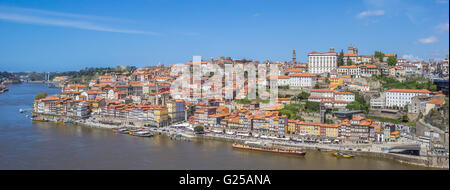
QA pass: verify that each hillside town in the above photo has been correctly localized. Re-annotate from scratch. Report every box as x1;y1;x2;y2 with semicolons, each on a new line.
30;46;449;158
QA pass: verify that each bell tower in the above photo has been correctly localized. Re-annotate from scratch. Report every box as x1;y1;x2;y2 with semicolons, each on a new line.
292;49;296;64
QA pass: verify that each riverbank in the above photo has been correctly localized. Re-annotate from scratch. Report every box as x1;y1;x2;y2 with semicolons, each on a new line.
30;113;448;169
0;87;9;94
199;133;448;169
3;82;427;169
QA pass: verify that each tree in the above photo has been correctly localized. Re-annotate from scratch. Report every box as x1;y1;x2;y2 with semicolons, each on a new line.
314;83;320;89
34;92;47;100
305;101;320;112
401;115;409;122
194;125;204;134
280;85;290;89
346;58;353;66
387;56;397;66
374;51;385;62
337;50;345;66
346;92;369;113
279;103;303;119
28;73;45;81
296;92;310;101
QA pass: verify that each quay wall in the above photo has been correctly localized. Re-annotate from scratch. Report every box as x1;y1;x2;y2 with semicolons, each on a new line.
31;113;448;169
33;113;81;121
198;135;448;168
337;150;448;169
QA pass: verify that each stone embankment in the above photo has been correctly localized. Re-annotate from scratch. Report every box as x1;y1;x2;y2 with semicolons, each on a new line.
32;113;449;169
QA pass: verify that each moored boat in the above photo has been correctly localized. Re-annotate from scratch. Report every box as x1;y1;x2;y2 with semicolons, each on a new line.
232;141;306;156
31;118;48;122
113;128;130;134
131;130;153;137
331;152;354;158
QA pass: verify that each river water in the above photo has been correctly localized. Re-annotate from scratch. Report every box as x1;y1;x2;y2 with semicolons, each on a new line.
0;83;428;169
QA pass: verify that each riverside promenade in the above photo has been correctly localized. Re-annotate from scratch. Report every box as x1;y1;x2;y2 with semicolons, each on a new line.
31;113;448;169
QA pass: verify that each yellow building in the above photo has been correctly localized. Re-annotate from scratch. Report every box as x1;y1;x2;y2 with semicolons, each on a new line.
153;106;168;126
287;120;297;134
297;122;314;135
329;77;343;90
324;125;339;138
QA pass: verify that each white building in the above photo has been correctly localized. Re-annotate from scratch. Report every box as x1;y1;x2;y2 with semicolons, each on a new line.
310;89;334;98
289;73;317;87
308;89;355;108
308;48;338;74
385;89;431;108
334;92;355;102
402;64;419;76
337;64;379;77
397;58;409;65
276;76;291;86
275;73;317;88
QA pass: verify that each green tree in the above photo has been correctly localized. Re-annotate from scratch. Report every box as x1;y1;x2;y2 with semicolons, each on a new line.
296;92;310;101
346;58;353;66
401;115;409;122
194;125;204;133
346;92;369;113
305;101;320;112
279;104;303;119
34;92;47;100
337;50;345;66
387;56;397;66
28;73;45;81
280;85;290;89
314;83;320;89
374;51;385;62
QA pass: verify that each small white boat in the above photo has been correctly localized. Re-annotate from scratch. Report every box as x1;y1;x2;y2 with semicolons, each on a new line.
211;130;223;134
131;131;153;137
237;133;251;137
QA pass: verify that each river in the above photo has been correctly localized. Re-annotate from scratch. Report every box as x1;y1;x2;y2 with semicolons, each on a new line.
0;83;429;169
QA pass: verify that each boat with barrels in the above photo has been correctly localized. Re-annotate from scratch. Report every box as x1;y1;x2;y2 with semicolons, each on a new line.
232;141;306;156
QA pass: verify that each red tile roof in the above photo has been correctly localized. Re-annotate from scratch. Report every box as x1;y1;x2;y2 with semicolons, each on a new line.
387;89;431;93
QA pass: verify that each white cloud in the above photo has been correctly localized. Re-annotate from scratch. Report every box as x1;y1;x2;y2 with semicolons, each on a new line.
436;0;449;4
0;5;130;22
356;10;385;19
402;54;422;62
0;6;156;35
418;36;438;44
436;22;449;32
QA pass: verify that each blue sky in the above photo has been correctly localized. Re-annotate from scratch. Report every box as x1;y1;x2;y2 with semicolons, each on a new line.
0;0;448;72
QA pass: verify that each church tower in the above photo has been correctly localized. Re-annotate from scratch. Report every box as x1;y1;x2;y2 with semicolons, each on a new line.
292;49;296;64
